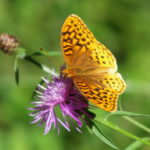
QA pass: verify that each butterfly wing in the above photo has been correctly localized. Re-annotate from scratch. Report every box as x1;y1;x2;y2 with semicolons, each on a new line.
74;73;126;112
61;14;117;71
61;14;94;66
61;14;126;112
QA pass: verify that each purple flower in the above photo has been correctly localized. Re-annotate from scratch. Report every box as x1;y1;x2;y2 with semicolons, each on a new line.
29;71;92;134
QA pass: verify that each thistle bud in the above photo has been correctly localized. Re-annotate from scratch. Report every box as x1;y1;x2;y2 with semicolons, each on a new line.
0;33;19;54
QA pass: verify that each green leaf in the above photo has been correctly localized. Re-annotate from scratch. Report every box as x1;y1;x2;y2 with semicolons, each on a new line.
105;111;150;133
13;47;26;85
24;55;58;75
105;111;150;119
123;116;150;133
24;55;42;69
95;117;150;146
15;66;19;85
92;124;119;150
86;118;119;149
125;137;150;150
14;58;19;85
16;47;26;59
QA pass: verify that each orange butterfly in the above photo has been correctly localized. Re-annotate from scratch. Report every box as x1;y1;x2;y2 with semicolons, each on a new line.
61;14;126;112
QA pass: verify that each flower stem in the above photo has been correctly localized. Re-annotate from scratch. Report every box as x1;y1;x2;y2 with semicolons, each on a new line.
24;55;58;76
95;117;150;146
123;116;150;133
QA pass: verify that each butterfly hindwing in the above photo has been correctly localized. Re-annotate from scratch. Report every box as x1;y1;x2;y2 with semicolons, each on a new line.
74;73;126;112
99;73;126;94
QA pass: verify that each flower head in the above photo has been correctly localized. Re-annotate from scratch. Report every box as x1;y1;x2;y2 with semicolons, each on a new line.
29;70;92;134
0;33;19;54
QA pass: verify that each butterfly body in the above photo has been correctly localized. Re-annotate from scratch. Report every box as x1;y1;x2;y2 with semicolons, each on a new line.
61;14;126;112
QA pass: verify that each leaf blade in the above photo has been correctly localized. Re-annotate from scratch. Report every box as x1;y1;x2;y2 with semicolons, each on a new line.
125;137;150;150
92;125;119;150
14;58;19;85
105;111;150;120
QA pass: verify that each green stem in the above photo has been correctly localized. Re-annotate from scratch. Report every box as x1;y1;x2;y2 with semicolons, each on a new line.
48;51;61;56
125;137;150;150
123;116;150;133
38;50;61;57
24;55;58;76
95;117;150;146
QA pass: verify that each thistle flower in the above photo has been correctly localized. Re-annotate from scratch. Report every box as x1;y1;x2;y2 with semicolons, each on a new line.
29;69;93;134
0;33;19;54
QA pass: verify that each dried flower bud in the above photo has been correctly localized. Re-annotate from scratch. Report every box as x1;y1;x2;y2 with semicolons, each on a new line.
0;33;19;54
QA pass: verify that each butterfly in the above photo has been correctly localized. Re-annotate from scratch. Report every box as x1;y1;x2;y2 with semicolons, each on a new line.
61;14;126;112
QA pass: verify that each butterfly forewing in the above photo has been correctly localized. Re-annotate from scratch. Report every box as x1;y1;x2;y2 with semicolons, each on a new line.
61;14;95;66
91;41;117;72
61;14;117;70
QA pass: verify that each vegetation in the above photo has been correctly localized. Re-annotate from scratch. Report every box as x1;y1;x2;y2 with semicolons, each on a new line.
0;0;150;150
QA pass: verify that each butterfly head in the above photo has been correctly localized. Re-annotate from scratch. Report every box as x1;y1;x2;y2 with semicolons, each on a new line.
62;67;76;78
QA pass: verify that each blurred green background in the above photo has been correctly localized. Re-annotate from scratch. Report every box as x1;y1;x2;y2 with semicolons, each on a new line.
0;0;150;150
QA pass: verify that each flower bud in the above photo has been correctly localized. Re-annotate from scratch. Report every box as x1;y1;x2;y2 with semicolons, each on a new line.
0;33;19;54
